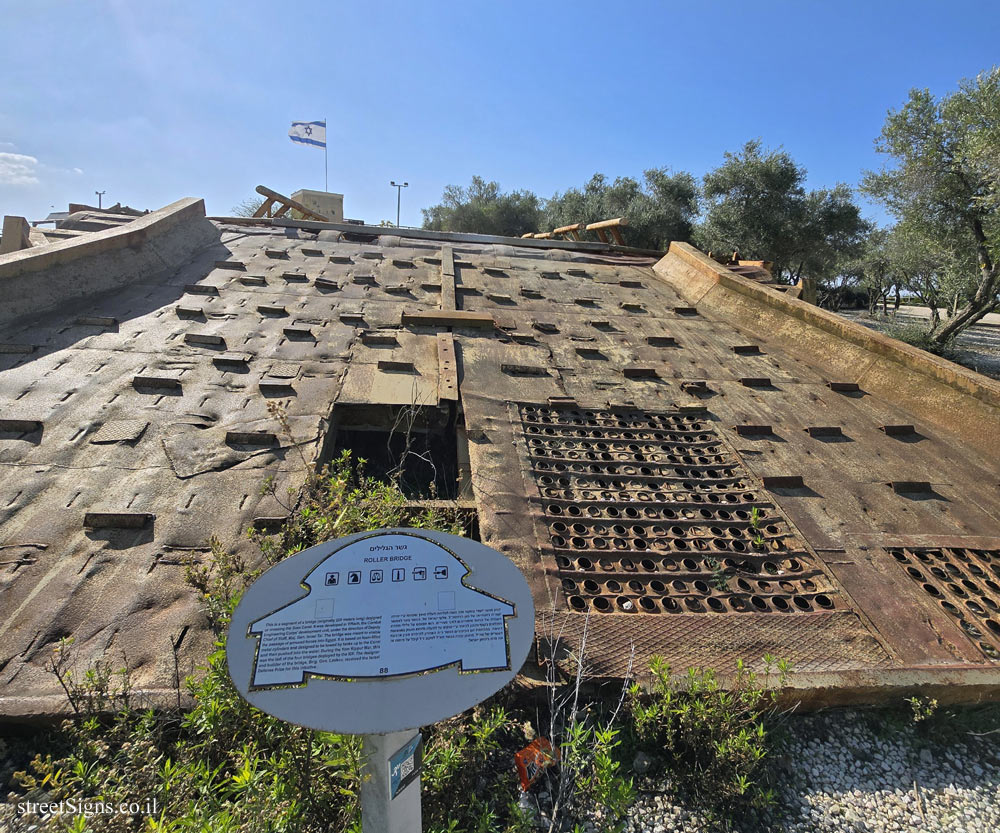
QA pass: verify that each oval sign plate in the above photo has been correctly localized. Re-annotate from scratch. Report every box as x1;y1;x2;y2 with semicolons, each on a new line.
227;528;534;734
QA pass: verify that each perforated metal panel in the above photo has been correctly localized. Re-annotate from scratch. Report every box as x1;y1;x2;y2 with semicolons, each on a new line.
514;404;840;615
887;547;1000;661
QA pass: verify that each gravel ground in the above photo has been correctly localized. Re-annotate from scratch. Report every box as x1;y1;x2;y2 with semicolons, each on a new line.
2;708;999;832
619;710;1000;833
838;309;1000;381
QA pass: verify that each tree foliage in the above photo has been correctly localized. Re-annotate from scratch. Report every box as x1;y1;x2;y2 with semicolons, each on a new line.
420;176;542;237
542;169;699;250
863;68;1000;344
697;140;869;285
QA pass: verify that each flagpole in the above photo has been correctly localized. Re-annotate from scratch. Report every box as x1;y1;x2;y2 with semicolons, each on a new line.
324;118;328;192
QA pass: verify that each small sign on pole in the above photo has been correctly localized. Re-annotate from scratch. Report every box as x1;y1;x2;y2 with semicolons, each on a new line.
226;528;534;833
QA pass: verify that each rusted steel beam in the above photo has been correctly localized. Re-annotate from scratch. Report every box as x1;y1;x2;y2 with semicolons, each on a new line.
437;332;459;402
401;310;495;328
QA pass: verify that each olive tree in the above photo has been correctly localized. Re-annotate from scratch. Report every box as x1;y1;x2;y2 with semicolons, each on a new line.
863;68;1000;345
697;140;869;287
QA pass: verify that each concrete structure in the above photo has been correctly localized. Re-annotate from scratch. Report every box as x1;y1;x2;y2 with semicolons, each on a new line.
0;199;999;719
290;189;344;222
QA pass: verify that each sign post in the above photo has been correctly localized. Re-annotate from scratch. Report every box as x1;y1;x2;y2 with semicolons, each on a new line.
226;528;534;832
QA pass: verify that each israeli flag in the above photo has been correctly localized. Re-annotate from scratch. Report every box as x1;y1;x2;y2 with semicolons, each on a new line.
289;120;326;149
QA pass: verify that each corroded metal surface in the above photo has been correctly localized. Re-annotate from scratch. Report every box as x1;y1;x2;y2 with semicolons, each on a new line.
1;215;999;717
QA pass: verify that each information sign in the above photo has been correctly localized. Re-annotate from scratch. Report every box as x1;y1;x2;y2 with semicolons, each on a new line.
226;528;534;735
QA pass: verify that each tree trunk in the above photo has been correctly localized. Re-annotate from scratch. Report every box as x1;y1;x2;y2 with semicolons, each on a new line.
936;216;1000;344
893;286;901;313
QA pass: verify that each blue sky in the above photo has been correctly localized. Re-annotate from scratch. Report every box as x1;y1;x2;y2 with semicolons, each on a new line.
1;0;998;228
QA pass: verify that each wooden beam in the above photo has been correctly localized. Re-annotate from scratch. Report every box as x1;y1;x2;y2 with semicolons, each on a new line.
252;198;275;219
585;217;629;231
254;185;331;222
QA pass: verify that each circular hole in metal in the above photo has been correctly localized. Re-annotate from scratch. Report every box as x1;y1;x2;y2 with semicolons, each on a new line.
985;619;1000;635
556;556;572;569
793;597;811;611
757;581;772;592
662;598;679;612
960;620;983;638
621;558;636;572
599;559;615;571
948;583;967;598
640;559;656;571
707;597;725;612
737;578;752;592
561;579;577;592
750;596;768;611
728;597;747;611
583;579;600;594
694;580;710;594
639;596;657;612
617;596;636;612
568;595;587;611
650;580;666;594
772;597;790;611
671;580;686;592
967;600;986;616
606;580;622;593
577;557;593;571
571;537;587;548
815;594;834;609
922;583;941;597
593;596;612;612
628;580;644;594
682;558;698;571
684;597;704;612
552;536;566;548
906;567;924;580
593;537;608;549
674;539;689;551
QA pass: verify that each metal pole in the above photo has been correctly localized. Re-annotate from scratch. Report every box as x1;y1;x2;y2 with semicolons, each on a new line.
391;182;408;228
324;118;328;192
95;190;105;209
360;731;421;833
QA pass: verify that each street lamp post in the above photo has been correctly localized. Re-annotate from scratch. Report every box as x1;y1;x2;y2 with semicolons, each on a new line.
390;181;408;227
95;190;106;210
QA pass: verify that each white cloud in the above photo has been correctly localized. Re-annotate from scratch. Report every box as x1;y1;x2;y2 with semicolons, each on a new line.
73;167;83;174
0;141;16;152
0;152;39;185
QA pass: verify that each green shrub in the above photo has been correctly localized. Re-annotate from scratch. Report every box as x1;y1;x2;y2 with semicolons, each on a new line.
12;448;471;833
882;321;958;358
627;655;789;825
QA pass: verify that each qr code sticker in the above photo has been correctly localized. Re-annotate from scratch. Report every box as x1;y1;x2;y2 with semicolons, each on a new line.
400;757;414;780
